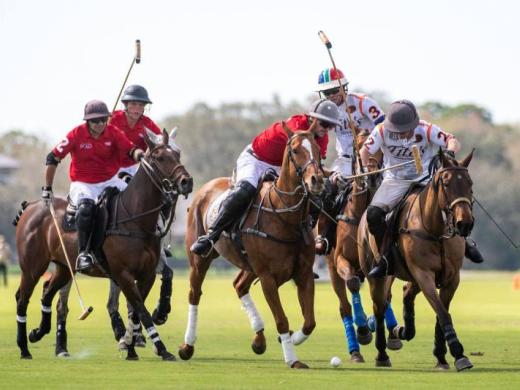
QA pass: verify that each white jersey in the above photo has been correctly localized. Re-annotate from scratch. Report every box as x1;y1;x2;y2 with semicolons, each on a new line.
334;92;385;158
364;120;454;181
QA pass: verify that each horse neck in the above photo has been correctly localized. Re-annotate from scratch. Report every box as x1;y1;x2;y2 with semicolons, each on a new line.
120;167;163;229
346;181;369;219
419;181;445;235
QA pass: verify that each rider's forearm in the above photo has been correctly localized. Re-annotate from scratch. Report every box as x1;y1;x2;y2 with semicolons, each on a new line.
360;146;371;168
45;164;57;188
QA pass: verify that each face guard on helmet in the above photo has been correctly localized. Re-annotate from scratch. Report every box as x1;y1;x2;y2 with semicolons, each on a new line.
121;84;152;104
316;68;349;93
308;98;342;127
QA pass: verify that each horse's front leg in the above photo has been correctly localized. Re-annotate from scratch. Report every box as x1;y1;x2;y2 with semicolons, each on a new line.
293;254;316;345
106;279;127;348
55;278;72;357
259;271;308;369
233;270;266;355
369;276;391;367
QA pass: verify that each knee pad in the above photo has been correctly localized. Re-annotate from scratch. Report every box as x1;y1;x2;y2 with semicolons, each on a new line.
76;199;96;230
366;206;386;236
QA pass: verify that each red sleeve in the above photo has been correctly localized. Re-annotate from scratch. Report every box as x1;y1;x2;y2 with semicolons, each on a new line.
111;125;136;155
52;128;76;159
316;132;328;159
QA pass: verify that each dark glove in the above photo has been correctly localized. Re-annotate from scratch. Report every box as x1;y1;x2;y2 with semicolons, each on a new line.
445;150;456;159
41;186;53;207
133;149;145;162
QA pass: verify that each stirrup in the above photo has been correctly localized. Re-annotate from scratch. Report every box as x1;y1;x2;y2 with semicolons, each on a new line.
314;235;329;255
190;235;215;257
76;252;95;272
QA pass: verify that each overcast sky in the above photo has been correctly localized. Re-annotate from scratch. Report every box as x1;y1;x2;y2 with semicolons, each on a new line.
1;0;518;142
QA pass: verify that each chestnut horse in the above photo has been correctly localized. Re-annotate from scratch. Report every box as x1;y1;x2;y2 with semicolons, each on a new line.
326;134;402;363
14;129;192;361
179;125;324;368
358;149;475;371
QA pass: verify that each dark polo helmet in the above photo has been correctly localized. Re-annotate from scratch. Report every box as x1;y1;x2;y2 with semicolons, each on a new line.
83;100;111;120
308;98;342;126
121;84;152;104
384;99;420;133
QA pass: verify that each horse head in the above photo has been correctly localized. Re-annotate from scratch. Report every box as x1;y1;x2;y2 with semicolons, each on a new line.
143;128;193;197
434;149;475;237
282;121;324;196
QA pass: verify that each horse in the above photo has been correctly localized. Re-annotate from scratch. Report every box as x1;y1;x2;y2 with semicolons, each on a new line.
358;149;475;370
325;132;402;363
14;129;193;361
179;124;324;368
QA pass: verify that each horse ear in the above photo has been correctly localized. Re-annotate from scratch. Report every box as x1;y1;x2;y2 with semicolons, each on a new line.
439;148;452;167
144;128;157;150
460;148;475;168
282;121;294;138
162;128;169;145
169;126;178;140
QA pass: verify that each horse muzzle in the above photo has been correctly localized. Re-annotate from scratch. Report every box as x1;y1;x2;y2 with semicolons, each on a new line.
455;218;474;238
306;173;324;197
177;175;193;197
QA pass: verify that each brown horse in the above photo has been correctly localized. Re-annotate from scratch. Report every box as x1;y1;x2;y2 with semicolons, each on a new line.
326;135;402;363
179;125;324;368
358;149;475;371
14;129;192;361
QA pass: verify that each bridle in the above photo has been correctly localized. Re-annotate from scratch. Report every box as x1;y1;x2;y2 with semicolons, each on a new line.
286;133;320;178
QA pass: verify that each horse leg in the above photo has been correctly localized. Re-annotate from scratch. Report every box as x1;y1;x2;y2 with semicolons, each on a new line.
233;270;266;355
54;278;72;357
328;255;364;362
369;277;391;367
107;280;126;344
259;272;307;369
152;255;174;326
16;271;41;359
178;255;212;360
414;270;472;371
126;296;146;348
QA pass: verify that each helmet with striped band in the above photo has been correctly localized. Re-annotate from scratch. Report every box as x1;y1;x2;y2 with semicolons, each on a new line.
308;98;342;127
316;68;349;93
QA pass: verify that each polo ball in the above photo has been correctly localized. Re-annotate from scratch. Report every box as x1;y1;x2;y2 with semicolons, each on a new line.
330;356;342;367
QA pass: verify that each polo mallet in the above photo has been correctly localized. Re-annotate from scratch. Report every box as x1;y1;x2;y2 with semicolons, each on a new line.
318;30;363;174
48;203;93;320
112;39;141;113
342;144;423;181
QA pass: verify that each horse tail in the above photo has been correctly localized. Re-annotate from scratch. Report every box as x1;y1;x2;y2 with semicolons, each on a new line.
12;201;30;226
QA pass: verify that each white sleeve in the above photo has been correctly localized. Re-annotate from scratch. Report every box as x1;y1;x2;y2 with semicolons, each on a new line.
428;124;454;148
364;125;383;154
361;96;385;125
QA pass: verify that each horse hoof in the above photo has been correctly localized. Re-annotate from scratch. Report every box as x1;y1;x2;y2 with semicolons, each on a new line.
252;332;266;355
135;334;146;348
178;344;194;360
118;338;128;352
387;335;403;351
455;357;473;371
277;330;294;344
126;355;139;361
350;351;365;363
152;309;168;326
28;329;41;343
435;362;450;370
290;361;309;369
375;358;392;367
356;327;373;345
161;351;177;361
20;352;33;360
56;351;70;358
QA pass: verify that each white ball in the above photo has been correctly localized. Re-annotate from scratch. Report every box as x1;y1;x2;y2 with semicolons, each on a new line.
330;356;342;367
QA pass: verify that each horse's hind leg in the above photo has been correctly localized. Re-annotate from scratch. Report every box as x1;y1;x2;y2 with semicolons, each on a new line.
233;270;266;354
368;277;391;367
55;278;72;357
107;280;126;344
179;254;212;360
328;255;364;362
29;264;70;347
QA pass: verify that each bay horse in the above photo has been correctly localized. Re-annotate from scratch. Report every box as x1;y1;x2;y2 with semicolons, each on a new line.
179;124;324;368
358;149;475;371
326;132;402;363
14;129;192;361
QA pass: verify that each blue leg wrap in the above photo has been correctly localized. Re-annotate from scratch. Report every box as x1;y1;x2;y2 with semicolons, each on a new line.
352;292;367;328
384;302;398;331
343;315;359;353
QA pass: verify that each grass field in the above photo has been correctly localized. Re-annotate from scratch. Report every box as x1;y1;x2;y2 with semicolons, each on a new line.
0;270;519;389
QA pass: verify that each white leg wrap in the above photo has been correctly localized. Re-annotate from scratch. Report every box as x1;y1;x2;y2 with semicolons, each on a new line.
280;332;298;367
17;315;27;323
41;305;52;313
240;293;264;333
290;329;309;346
184;304;198;345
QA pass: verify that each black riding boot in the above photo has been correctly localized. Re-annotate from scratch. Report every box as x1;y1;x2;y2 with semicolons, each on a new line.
75;199;96;273
465;238;484;264
190;180;257;255
366;206;389;278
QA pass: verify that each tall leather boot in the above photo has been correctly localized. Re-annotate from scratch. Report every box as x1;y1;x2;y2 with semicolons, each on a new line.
465;238;484;263
75;198;96;273
190;180;257;255
366;206;389;278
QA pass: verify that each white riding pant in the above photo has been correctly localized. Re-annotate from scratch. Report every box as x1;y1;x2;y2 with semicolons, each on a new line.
69;177;127;206
235;144;280;188
370;177;417;212
331;156;353;177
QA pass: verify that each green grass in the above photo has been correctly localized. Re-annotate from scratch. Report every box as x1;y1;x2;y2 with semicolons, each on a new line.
1;271;520;389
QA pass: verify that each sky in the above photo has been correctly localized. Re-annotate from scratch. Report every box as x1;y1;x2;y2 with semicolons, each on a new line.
1;0;519;142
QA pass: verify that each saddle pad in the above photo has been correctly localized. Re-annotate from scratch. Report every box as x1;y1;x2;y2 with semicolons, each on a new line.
205;189;231;230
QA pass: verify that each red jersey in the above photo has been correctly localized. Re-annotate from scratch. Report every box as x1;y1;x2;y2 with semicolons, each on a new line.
110;110;161;167
252;114;328;166
52;123;135;183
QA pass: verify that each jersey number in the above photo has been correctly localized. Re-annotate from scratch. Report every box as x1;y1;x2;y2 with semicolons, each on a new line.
368;106;381;119
55;138;69;153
